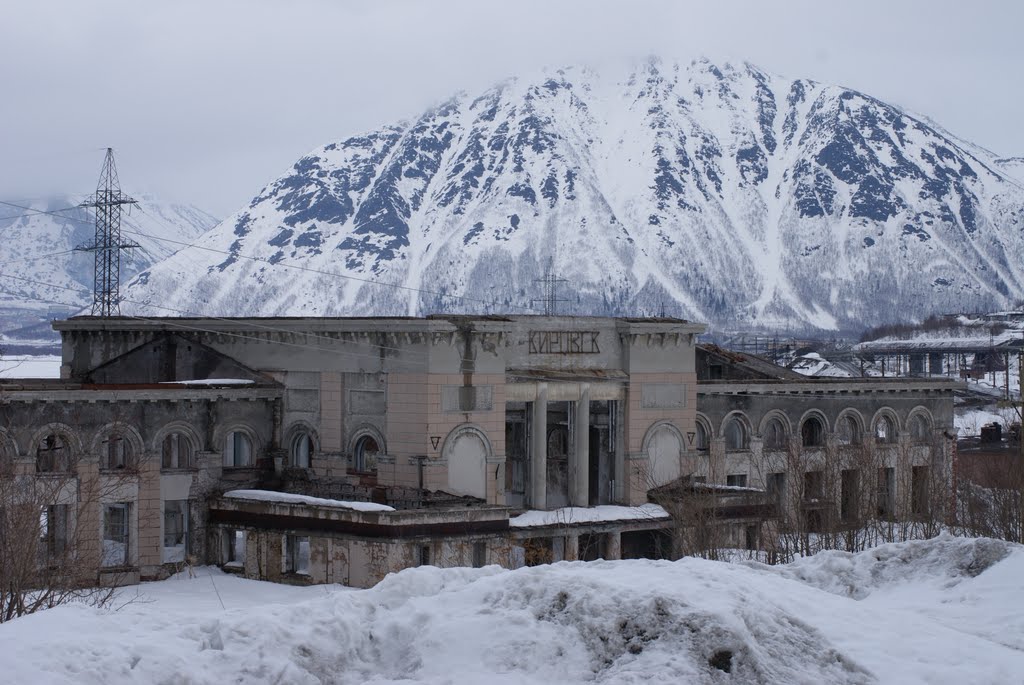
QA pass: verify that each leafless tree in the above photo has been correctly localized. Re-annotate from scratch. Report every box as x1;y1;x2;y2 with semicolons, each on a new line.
0;406;151;623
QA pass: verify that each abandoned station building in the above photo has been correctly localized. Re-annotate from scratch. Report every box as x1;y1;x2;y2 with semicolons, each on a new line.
0;315;958;587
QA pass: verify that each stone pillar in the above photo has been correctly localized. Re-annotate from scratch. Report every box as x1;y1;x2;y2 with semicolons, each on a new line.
530;383;548;510
565;534;579;561
571;384;591;507
604;531;621;560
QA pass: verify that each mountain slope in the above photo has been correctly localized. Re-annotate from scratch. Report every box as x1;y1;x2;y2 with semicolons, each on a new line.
124;59;1024;330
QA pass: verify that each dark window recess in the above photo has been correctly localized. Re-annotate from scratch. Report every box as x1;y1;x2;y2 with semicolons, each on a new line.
726;474;748;488
472;541;487;568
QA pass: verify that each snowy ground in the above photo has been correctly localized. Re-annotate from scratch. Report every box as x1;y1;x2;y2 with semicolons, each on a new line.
1;535;1021;684
0;354;61;378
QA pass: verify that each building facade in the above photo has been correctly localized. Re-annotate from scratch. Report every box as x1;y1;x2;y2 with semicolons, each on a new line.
0;316;958;588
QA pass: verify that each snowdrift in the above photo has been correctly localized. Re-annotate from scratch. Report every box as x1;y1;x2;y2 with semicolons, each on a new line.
1;536;1021;684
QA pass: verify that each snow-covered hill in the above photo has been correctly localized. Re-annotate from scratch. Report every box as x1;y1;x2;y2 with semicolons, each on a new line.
0;195;217;316
0;536;1020;684
124;58;1024;330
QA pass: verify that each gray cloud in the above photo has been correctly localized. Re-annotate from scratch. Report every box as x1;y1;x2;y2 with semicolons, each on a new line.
2;0;1021;216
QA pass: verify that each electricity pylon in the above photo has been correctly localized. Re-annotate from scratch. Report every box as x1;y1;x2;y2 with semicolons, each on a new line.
76;148;138;316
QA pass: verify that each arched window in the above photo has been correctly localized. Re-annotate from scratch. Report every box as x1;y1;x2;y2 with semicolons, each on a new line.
801;417;825;448
223;431;253;467
36;434;70;473
724;417;748;451
162;433;194;470
694;422;709;451
763;418;787;450
874;415;897;444
100;432;133;471
910;414;931;442
837;415;861;446
352;434;380;472
291;432;314;468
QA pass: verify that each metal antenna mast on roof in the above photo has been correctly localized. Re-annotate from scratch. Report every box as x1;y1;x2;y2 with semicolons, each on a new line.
531;257;568;316
76;148;139;316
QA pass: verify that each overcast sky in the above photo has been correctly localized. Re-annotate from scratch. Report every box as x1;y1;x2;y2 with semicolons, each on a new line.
2;0;1021;218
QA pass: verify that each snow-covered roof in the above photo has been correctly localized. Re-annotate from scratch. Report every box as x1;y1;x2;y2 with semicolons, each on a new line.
159;379;256;386
223;489;395;512
510;504;669;528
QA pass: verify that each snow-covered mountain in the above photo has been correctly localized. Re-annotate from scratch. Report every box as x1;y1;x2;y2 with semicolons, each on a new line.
124;58;1024;330
0;195;217;315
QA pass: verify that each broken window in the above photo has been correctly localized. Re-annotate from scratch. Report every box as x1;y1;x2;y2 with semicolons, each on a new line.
224;529;246;567
876;467;895;520
39;504;68;564
162;500;188;563
291;432;313;469
766;472;786;513
100;433;132;471
726;473;748;488
911;466;930;517
840;469;859;523
102;503;130;567
693;421;709;451
837;415;861;446
352;435;379;472
910;415;931;442
505;401;530;496
162;432;193;470
803;470;825;501
745;524;758;551
724;417;748;451
284;535;310;575
874;415;897;444
801;416;825;448
762;418;787;450
223;431;253;468
36;434;70;474
472;541;487;568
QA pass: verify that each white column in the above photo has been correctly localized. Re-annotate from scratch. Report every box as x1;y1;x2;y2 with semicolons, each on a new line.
530;383;548;510
572;384;590;506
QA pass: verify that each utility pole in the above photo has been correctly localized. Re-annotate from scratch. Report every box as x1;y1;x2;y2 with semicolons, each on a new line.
76;148;138;316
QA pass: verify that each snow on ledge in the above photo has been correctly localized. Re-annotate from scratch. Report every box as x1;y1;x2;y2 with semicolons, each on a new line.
224;489;395;512
510;503;669;528
159;378;256;386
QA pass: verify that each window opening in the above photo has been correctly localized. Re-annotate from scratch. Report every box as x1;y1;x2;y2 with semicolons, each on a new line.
39;504;68;563
163;500;188;563
472;541;487;568
291;432;313;468
36;434;69;473
877;467;895;519
763;418;787;450
162;433;193;469
352;435;380;472
726;473;748;488
224;431;253;467
801;417;825;448
285;535;311;575
724;417;747;451
102;503;130;567
101;433;131;471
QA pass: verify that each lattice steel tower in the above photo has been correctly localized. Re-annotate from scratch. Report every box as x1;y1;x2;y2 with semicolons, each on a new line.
77;148;138;316
531;257;568;316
